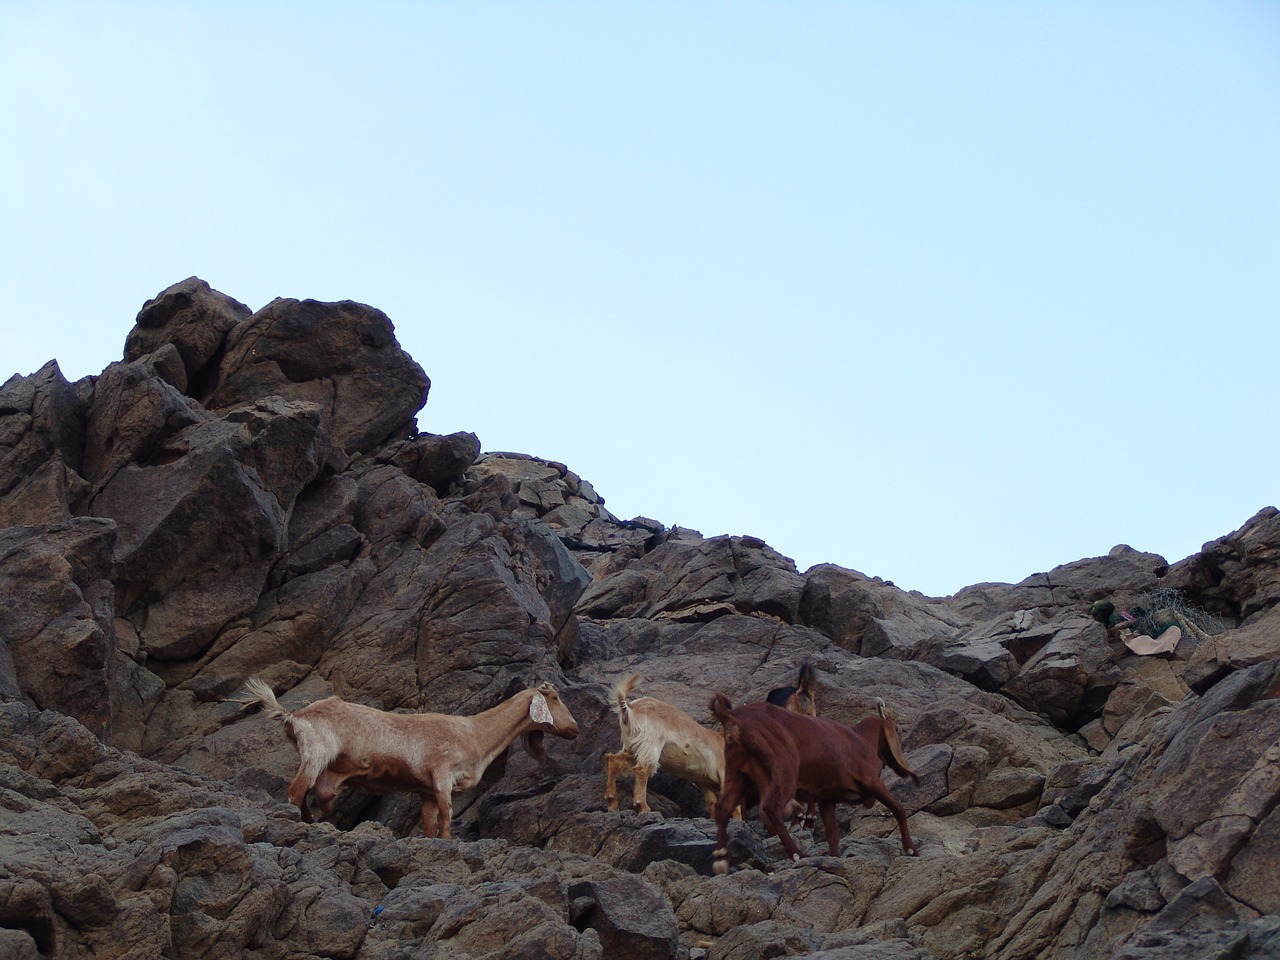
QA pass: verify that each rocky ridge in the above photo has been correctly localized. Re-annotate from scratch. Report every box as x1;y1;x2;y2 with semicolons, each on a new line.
1;277;1278;959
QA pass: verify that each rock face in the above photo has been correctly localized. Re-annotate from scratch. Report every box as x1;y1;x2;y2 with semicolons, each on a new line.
1;279;1277;960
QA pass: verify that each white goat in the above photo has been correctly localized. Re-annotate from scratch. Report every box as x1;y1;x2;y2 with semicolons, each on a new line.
604;673;727;816
243;677;580;838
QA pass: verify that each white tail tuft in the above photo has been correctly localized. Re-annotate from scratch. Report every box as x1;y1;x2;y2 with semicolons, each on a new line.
241;677;291;723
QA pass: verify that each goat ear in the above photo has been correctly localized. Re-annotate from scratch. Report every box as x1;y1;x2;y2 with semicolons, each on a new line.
529;692;554;726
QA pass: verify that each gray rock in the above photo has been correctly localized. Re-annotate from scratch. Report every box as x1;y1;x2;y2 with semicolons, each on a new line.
1000;615;1121;728
569;875;678;960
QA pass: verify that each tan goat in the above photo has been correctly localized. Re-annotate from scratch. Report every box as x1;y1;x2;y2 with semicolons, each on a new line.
243;677;579;838
604;673;727;816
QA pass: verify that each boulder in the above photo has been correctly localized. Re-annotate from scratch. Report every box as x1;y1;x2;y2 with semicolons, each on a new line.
1000;616;1121;729
951;545;1171;623
800;564;969;658
1165;506;1280;624
0;520;117;734
92;397;337;662
379;431;481;494
1181;603;1280;692
206;296;429;456
124;276;252;395
0;361;88;502
569;875;679;960
577;534;805;624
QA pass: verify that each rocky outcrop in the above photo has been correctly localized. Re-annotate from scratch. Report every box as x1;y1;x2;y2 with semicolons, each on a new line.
2;278;1277;959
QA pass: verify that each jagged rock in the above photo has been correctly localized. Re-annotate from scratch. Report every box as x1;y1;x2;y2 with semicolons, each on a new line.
0;456;89;528
999;615;1121;729
576;534;804;623
1165;506;1280;623
799;564;968;657
80;353;208;490
94;396;338;663
569;875;679;960
950;546;1171;623
920;633;1019;691
1181;603;1280;692
380;431;481;494
0;520;116;734
0;361;88;505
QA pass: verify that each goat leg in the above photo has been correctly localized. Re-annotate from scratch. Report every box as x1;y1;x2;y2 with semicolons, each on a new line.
865;780;917;856
287;769;316;823
420;797;440;838
819;801;841;857
632;763;654;814
759;799;804;862
603;751;632;812
712;774;748;875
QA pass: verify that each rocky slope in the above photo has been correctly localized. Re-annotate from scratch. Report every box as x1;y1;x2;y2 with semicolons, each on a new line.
1;277;1277;960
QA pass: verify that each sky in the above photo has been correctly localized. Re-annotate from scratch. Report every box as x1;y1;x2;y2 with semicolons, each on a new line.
2;2;1277;597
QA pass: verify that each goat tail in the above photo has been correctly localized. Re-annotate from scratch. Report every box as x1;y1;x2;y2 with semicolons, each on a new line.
879;714;921;785
242;677;292;724
709;692;735;729
612;672;643;722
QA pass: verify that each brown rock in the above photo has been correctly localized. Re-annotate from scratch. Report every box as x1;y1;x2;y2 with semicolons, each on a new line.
206;296;429;456
0;361;88;502
0;520;117;734
125;276;252;394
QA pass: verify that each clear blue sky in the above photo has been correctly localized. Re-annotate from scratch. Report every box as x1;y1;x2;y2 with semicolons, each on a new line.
3;3;1277;597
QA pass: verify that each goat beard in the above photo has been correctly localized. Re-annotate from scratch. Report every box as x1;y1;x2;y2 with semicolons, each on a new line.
522;730;546;762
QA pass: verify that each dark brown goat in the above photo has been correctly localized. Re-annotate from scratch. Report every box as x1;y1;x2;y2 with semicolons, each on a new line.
765;661;818;717
765;662;820;824
708;694;920;873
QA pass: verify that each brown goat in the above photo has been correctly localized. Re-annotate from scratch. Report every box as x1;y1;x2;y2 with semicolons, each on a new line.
708;694;919;873
243;678;580;838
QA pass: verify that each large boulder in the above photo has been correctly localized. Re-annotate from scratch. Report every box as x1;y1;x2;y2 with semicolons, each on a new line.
999;615;1121;729
206;296;429;456
124;276;252;395
951;545;1171;623
799;564;970;658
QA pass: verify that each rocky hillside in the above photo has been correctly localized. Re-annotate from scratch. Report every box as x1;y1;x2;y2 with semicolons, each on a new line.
2;277;1277;960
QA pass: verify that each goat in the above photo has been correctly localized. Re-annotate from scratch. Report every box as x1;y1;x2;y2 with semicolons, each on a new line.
766;661;820;825
765;661;818;717
708;694;919;873
604;672;726;816
242;677;580;838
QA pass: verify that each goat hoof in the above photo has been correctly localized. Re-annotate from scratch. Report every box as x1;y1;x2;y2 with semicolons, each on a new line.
713;859;729;875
